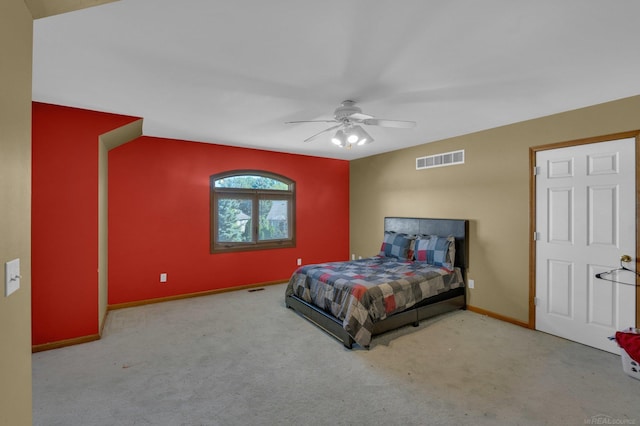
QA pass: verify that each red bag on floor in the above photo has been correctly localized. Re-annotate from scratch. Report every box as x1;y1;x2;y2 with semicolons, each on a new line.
615;331;640;363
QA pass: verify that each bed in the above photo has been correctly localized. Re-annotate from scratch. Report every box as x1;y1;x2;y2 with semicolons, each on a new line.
285;217;469;349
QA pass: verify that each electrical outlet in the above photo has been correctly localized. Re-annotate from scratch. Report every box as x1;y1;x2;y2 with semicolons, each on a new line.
468;279;475;289
297;258;302;266
352;254;355;260
160;273;167;283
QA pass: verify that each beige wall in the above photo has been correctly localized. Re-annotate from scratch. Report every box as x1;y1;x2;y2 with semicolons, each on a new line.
0;1;33;424
98;120;143;332
24;0;117;19
350;95;640;324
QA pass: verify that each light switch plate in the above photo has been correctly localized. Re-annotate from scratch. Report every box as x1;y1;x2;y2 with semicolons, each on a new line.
5;258;20;297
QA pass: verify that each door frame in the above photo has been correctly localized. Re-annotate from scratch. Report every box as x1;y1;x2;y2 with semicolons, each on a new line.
528;130;640;329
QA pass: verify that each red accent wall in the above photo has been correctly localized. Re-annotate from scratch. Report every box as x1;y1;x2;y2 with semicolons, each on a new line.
33;102;349;344
32;102;140;345
108;136;349;304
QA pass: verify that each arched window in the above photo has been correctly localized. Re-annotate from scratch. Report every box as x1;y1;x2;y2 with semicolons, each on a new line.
210;170;296;253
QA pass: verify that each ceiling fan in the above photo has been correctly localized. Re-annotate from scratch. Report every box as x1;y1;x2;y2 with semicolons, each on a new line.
286;100;416;147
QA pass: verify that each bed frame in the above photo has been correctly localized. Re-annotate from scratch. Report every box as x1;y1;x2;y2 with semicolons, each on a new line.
285;217;469;349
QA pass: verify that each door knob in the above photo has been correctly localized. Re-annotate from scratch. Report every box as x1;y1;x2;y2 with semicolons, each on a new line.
620;254;632;263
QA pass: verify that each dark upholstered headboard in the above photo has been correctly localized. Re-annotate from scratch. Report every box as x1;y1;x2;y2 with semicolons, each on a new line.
384;217;469;269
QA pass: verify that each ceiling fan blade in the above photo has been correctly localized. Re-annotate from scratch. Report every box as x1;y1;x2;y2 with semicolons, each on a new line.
363;118;416;128
285;120;338;124
347;112;374;120
303;124;343;143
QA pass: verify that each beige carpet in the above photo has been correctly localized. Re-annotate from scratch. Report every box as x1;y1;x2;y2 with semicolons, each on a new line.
32;283;640;425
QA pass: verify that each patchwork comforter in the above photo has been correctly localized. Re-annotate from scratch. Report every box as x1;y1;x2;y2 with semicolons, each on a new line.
285;256;464;347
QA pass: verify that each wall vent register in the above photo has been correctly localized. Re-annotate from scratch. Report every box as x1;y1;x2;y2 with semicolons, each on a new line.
416;150;464;170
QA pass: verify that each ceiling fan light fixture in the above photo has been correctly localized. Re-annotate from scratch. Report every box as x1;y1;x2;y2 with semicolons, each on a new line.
331;125;373;148
350;125;373;146
331;130;347;147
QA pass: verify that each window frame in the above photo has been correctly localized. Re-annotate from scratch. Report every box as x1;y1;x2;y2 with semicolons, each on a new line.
210;170;296;254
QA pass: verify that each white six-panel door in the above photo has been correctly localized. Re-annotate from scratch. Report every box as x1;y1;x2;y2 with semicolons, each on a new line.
535;137;636;353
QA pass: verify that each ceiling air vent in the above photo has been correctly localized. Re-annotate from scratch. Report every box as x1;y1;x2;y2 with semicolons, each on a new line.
416;149;464;170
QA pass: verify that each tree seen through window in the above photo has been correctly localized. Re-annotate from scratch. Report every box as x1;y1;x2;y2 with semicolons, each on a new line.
211;171;295;253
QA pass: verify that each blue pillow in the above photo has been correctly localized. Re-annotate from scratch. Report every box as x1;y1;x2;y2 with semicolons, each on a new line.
379;231;413;260
414;235;455;268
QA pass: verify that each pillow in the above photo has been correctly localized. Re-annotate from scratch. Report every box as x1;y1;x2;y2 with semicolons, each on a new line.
379;231;414;260
414;235;455;268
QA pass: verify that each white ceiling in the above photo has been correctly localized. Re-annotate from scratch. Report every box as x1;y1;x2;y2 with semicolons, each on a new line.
32;0;640;161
